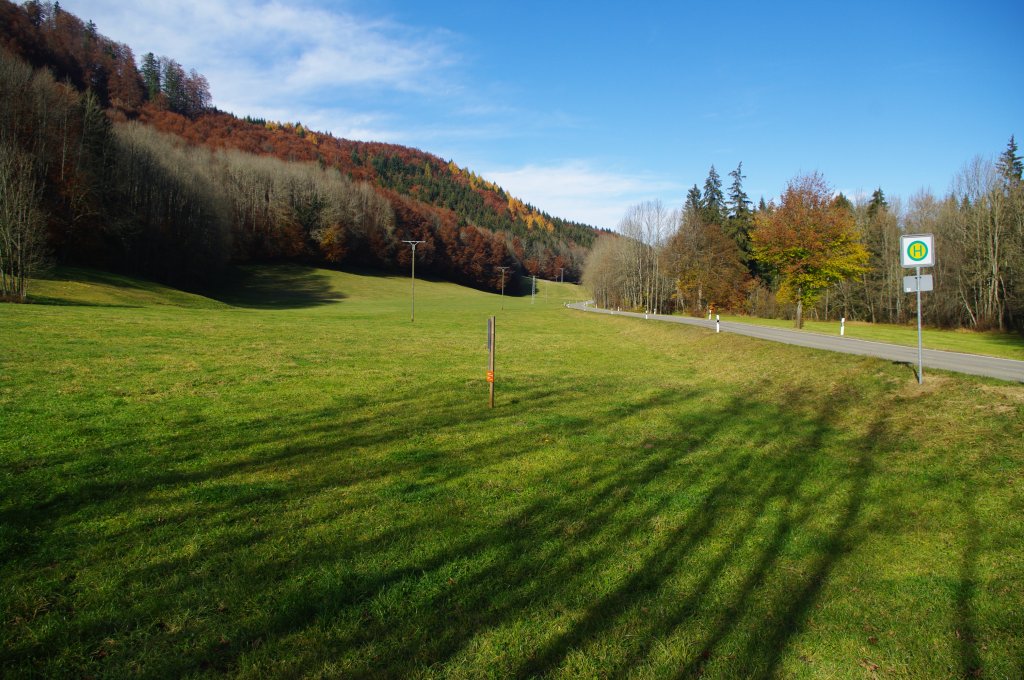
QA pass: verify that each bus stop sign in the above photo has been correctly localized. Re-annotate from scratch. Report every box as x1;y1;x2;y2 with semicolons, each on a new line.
901;234;934;268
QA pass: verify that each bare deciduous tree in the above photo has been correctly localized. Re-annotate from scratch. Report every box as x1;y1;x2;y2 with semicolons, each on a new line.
615;200;675;313
946;157;1014;330
581;234;625;310
0;141;47;301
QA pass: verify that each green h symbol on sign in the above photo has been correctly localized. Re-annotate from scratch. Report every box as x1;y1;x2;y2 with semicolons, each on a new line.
908;240;928;262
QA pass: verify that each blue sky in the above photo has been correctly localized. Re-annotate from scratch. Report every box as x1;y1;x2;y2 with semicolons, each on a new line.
62;0;1021;229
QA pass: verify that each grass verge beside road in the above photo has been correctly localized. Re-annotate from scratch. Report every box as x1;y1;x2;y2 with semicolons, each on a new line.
714;313;1024;361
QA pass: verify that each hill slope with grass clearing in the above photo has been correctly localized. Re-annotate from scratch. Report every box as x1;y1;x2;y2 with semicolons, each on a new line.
1;266;1022;678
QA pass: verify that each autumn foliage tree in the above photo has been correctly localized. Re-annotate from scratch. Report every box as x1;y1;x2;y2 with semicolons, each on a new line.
751;172;869;328
665;203;749;314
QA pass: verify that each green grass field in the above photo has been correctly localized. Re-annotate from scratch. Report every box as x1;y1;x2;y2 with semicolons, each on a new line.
714;313;1024;361
2;266;1022;678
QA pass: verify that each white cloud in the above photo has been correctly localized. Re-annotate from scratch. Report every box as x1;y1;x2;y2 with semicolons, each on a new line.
483;161;684;230
58;0;457;112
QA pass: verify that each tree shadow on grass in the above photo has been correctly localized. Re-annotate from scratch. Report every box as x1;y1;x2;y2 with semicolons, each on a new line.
955;489;982;678
41;267;159;289
205;265;346;309
507;385;886;679
0;380;932;678
22;295;140;308
233;389;882;675
25;268;169;307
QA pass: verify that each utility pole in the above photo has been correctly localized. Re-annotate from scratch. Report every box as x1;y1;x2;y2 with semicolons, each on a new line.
497;266;509;310
531;275;536;304
558;267;564;283
402;240;424;322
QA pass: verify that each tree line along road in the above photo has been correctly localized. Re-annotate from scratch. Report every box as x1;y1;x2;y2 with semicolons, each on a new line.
567;302;1024;384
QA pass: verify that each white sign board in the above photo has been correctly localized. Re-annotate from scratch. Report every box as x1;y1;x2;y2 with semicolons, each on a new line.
901;234;934;268
903;274;934;293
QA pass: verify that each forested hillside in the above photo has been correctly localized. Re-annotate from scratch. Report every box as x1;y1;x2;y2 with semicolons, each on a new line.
0;1;597;299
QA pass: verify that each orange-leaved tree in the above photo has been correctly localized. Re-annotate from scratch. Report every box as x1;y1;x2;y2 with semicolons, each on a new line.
751;172;869;328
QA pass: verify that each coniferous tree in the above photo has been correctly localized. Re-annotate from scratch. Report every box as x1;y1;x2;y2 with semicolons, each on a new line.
159;57;186;113
724;162;753;262
701;166;724;224
994;135;1024;331
727;163;751;218
140;52;160;100
684;184;702;214
867;187;888;219
997;135;1022;185
832;193;854;212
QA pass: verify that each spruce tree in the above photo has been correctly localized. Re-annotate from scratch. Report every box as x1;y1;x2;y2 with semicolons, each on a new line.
867;187;887;219
724;163;753;262
684;184;702;214
140;52;160;100
727;162;751;218
832;193;854;213
159;58;187;114
997;135;1022;185
701;166;724;224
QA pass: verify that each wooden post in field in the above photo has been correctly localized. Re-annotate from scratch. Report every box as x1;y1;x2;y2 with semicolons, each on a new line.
487;316;496;408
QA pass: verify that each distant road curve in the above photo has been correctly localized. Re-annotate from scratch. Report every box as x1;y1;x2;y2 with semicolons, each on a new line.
567;301;1024;383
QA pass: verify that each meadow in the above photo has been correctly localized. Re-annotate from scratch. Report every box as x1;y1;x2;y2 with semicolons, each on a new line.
1;265;1022;678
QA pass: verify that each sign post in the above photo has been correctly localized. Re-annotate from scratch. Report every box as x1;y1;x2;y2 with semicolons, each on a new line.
900;234;935;384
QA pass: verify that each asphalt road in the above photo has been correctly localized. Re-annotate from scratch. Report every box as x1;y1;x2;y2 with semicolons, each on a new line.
567;301;1024;384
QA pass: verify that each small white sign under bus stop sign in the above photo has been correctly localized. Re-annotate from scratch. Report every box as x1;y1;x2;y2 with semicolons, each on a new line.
903;274;933;293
